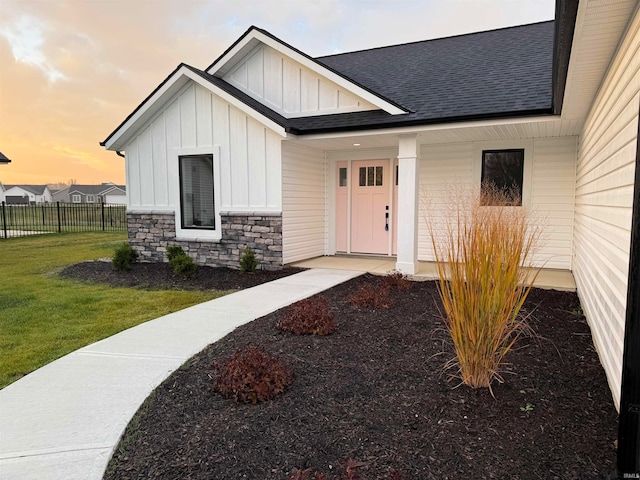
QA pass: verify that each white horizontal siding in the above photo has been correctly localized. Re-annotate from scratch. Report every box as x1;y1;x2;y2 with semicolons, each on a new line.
418;142;474;262
573;8;640;410
531;137;577;269
224;44;377;118
125;81;282;212
282;142;326;263
417;137;577;270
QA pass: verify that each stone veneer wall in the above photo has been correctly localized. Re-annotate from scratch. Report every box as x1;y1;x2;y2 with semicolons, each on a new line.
127;211;283;270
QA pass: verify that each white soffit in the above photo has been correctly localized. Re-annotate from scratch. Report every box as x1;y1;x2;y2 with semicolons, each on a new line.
103;65;286;151
286;117;582;151
561;0;638;120
207;29;407;116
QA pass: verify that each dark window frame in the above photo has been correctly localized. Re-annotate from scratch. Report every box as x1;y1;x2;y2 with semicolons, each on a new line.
178;154;216;230
481;148;525;206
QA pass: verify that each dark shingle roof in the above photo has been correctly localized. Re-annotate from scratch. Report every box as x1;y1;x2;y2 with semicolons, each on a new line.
0;152;10;163
67;184;126;195
201;21;555;134
4;185;47;195
314;21;554;126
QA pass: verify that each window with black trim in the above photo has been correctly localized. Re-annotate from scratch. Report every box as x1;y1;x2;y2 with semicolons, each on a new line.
179;154;215;229
481;149;524;205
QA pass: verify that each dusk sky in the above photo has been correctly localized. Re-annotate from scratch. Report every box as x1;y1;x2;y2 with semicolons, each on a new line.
0;0;555;186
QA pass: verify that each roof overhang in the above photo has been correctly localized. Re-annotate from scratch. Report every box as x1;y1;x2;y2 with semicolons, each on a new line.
560;0;639;121
206;27;409;116
101;64;287;151
552;0;579;114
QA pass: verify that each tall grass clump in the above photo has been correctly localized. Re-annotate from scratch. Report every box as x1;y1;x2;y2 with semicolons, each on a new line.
429;185;543;390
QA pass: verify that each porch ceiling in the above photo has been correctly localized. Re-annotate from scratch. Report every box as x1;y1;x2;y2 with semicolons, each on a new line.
284;116;583;152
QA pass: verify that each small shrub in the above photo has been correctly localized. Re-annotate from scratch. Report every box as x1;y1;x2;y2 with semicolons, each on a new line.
277;296;336;335
383;271;412;290
112;243;137;271
213;346;293;404
240;246;259;273
348;279;391;309
166;244;186;262
171;254;197;277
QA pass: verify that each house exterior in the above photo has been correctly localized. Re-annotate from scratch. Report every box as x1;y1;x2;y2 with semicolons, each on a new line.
2;185;52;204
102;0;639;417
0;152;10;164
52;184;127;204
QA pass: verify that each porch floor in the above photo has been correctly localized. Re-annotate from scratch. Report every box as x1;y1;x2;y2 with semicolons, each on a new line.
290;255;577;292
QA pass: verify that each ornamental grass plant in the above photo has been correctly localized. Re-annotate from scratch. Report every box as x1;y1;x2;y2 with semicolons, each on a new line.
429;185;543;390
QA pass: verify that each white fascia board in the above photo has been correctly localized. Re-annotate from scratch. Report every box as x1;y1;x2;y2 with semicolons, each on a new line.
104;66;286;151
207;30;407;116
287;115;563;141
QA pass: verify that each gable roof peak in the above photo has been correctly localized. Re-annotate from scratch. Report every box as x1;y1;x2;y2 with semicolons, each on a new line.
206;26;409;115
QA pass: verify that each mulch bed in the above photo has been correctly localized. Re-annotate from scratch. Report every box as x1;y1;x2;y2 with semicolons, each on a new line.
102;273;618;480
60;261;303;291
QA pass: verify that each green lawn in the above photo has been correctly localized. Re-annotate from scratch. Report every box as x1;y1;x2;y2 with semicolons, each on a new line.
0;232;227;388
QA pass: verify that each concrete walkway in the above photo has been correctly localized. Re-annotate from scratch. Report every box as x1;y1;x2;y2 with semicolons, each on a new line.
0;268;362;480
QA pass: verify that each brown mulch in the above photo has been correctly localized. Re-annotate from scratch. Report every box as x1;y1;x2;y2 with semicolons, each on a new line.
60;261;303;291
100;273;618;480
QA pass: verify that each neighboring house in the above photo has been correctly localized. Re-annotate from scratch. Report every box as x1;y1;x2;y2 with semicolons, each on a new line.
100;184;127;205
0;152;10;164
0;182;5;203
3;185;52;204
52;184;127;204
101;0;639;419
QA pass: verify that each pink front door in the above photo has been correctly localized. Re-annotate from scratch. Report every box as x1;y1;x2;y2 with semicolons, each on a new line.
350;160;390;254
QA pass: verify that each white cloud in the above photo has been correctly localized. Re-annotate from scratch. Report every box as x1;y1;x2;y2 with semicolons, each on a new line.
0;15;66;82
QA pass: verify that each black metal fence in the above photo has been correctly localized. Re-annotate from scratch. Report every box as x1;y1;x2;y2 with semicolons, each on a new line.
0;201;127;239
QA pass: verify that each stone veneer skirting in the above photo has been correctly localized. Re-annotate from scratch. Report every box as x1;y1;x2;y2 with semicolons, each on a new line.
127;211;283;271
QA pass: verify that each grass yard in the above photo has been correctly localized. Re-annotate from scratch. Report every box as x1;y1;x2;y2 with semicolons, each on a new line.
0;232;226;388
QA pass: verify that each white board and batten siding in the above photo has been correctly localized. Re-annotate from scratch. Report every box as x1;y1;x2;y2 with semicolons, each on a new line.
125;82;282;218
281;143;326;264
223;44;377;118
417;137;577;271
573;9;640;409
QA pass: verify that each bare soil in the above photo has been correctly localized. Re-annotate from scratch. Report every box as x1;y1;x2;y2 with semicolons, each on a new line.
90;270;618;480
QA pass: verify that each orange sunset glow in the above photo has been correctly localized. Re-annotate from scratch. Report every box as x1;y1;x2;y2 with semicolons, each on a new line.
0;0;554;186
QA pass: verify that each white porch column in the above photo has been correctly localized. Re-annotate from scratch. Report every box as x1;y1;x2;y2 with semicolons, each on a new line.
396;134;419;274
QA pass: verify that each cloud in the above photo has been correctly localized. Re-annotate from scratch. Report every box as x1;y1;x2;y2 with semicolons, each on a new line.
0;14;66;82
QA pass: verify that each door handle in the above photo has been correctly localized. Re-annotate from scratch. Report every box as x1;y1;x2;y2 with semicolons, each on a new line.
385;206;389;231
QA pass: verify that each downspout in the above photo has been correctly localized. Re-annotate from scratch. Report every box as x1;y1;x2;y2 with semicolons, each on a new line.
611;97;640;479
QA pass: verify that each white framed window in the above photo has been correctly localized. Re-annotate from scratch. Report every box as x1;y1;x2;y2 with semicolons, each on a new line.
179;154;215;229
71;194;81;203
172;146;221;241
86;195;95;203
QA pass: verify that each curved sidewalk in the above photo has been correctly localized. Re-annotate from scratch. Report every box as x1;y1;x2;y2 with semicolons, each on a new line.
0;268;361;480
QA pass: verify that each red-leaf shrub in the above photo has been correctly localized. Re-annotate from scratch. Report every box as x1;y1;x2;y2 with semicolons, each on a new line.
213;346;293;404
348;280;392;309
382;271;413;290
277;296;336;335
